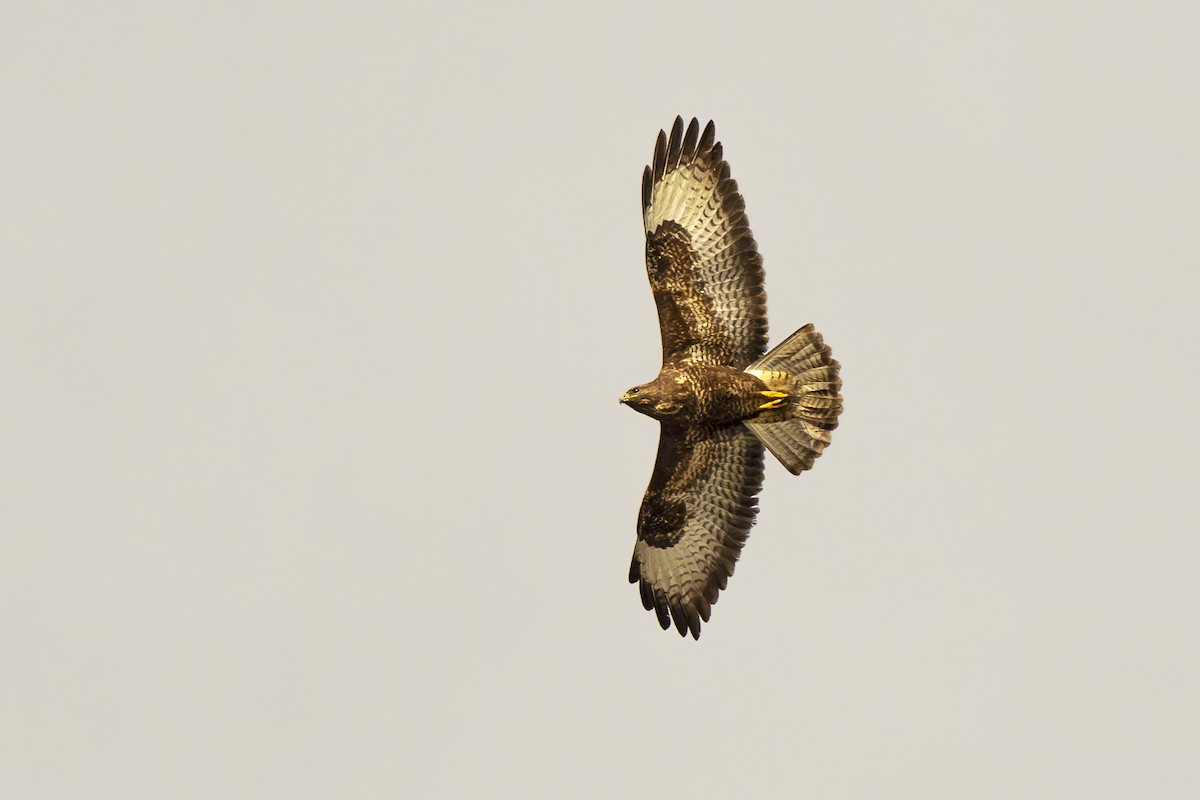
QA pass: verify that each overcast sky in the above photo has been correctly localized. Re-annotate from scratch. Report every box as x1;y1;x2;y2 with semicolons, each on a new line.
4;2;1199;797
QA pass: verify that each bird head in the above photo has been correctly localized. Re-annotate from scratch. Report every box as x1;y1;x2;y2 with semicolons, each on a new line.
619;383;653;409
620;377;686;420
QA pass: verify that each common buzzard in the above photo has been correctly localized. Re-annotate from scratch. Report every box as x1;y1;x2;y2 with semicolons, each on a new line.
621;117;843;639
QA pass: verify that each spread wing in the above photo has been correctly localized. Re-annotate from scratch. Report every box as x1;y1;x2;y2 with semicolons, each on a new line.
643;117;768;369
628;424;765;639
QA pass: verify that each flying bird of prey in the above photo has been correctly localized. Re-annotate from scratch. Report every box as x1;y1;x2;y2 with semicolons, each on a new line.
621;117;843;639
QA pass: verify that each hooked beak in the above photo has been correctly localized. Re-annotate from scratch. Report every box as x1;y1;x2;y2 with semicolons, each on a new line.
619;392;631;404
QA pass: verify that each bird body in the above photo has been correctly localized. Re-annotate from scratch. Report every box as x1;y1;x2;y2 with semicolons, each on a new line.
621;364;767;428
620;118;843;638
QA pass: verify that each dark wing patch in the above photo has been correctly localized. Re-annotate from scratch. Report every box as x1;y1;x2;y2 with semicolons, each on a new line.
643;117;768;369
628;424;765;639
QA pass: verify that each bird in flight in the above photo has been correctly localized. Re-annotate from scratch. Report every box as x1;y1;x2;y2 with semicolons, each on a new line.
621;117;843;639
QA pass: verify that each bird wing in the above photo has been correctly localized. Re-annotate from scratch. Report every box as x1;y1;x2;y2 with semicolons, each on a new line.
628;423;765;638
643;117;768;369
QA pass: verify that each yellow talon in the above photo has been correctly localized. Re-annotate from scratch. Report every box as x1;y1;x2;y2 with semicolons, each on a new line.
758;398;787;410
760;390;788;399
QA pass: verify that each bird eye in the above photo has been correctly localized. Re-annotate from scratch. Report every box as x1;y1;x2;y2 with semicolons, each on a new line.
629;387;640;395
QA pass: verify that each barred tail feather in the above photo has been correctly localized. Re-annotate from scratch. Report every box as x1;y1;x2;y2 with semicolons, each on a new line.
743;324;843;475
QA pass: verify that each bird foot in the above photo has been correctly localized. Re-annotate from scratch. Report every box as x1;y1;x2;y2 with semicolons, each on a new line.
758;390;789;410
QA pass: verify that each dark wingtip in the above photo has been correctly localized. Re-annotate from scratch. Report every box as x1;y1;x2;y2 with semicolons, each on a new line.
671;600;689;637
639;580;655;611
666;116;684;169
654;601;671;630
652;129;668;182
699;120;716;154
648;118;717;192
686;607;702;639
681;118;700;161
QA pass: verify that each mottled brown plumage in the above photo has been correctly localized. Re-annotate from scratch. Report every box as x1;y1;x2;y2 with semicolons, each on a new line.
621;117;844;639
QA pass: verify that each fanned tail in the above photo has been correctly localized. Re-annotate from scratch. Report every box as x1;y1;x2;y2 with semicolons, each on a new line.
743;324;843;475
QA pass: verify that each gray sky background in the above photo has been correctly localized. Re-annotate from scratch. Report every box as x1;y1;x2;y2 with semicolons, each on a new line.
4;2;1199;797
